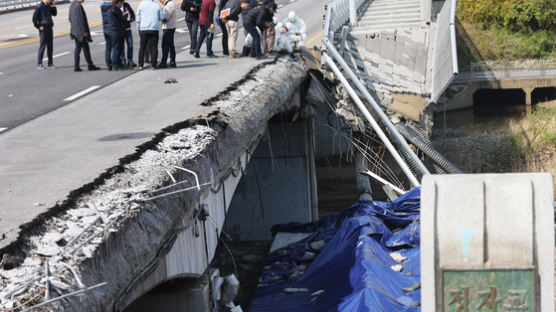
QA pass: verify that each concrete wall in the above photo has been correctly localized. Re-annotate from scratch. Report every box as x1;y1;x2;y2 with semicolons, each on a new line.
224;115;317;241
446;77;556;110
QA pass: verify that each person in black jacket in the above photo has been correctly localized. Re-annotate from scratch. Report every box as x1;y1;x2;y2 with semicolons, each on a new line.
181;0;201;55
239;0;257;37
119;1;136;67
243;2;275;59
32;0;57;69
69;0;100;71
101;0;125;70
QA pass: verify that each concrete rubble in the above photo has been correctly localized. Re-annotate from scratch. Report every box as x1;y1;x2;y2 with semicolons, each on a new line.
0;56;307;311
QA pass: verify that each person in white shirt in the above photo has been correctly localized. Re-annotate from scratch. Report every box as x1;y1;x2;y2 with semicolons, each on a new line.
159;0;178;68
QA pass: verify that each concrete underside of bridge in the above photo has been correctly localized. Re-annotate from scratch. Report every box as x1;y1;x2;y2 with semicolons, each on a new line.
446;77;556;110
0;57;308;311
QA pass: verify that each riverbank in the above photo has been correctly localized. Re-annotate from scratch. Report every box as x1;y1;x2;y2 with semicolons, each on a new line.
432;101;556;196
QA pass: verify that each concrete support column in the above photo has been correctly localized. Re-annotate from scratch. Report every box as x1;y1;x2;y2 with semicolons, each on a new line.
524;87;533;106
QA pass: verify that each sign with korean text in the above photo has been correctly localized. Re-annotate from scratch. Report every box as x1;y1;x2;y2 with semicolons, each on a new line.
443;269;535;312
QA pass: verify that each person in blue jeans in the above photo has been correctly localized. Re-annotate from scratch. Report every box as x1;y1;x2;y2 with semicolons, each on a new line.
181;0;201;55
119;1;136;68
193;0;215;58
101;0;125;70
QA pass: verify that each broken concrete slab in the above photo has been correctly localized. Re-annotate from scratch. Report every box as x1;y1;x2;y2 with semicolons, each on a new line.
0;56;307;311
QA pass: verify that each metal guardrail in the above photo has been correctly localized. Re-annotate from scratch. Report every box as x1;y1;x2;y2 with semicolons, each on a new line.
453;59;556;83
0;0;69;14
430;0;458;103
325;0;365;38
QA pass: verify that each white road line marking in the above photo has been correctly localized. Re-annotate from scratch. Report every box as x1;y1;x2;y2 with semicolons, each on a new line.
64;85;100;102
181;44;191;50
175;28;188;33
0;72;3;76
289;0;295;2
98;42;106;45
0;128;7;133
43;51;70;61
177;17;185;22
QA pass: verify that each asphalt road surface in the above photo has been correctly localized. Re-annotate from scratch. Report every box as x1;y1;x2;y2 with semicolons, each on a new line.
0;0;325;134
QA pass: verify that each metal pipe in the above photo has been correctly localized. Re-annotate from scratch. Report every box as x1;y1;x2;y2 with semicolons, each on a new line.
323;54;420;187
355;152;373;201
323;2;332;45
61;263;85;289
174;166;201;191
449;0;459;76
323;38;430;177
349;0;357;26
44;260;50;300
361;170;405;195
21;282;107;312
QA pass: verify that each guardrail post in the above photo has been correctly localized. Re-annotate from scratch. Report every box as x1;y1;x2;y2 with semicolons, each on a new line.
349;0;357;26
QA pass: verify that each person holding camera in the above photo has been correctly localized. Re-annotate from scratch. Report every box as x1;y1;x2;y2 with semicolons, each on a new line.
32;0;57;70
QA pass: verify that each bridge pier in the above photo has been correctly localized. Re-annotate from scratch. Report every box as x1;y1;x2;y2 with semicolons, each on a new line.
524;86;534;106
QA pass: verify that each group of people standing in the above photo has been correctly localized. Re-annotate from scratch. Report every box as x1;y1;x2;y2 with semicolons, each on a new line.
33;0;303;71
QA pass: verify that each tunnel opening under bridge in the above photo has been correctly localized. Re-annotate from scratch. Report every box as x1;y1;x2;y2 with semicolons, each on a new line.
473;88;527;115
531;87;556;105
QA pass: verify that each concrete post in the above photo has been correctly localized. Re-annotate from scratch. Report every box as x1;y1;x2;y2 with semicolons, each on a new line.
524;87;533;105
421;173;554;312
349;0;357;27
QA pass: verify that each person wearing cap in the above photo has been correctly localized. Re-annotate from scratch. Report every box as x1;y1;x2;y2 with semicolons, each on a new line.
69;0;100;71
243;2;276;59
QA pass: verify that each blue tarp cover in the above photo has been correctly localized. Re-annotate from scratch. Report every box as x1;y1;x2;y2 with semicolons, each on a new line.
249;188;421;312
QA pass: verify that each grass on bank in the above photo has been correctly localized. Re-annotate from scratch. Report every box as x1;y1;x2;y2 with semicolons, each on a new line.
485;104;556;195
456;19;556;67
506;105;556;156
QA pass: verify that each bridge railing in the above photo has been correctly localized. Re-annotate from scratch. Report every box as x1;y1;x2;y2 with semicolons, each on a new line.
430;0;459;103
324;0;365;41
452;59;556;83
0;0;69;14
320;0;430;188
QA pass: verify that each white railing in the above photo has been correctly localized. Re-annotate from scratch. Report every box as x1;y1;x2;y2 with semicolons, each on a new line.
430;0;458;103
320;0;430;187
325;0;365;40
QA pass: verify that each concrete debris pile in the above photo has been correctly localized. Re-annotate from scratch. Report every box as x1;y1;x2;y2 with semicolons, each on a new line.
0;126;217;311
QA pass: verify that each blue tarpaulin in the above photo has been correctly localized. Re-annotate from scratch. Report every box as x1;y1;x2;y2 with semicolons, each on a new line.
249;188;422;312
